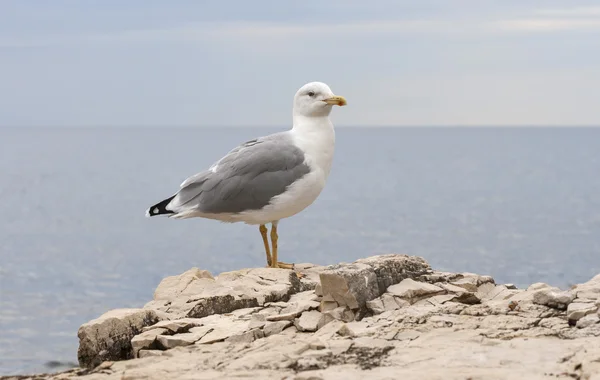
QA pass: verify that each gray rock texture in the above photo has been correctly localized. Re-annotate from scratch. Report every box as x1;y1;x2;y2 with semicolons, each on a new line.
13;254;600;380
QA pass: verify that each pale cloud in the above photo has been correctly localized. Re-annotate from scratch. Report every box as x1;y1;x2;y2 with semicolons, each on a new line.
493;18;600;32
536;6;600;17
5;8;600;50
494;6;600;32
0;19;481;49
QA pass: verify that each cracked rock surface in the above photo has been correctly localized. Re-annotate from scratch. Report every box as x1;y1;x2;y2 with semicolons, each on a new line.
7;255;600;380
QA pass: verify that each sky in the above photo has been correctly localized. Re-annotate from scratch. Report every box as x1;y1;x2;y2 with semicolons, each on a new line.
1;0;600;127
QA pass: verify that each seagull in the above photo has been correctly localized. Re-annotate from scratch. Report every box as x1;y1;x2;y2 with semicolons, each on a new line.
146;82;346;269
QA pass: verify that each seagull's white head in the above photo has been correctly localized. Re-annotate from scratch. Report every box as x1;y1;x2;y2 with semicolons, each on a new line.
293;82;347;118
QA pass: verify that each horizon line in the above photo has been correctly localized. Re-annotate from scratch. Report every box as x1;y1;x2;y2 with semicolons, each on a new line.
1;124;600;129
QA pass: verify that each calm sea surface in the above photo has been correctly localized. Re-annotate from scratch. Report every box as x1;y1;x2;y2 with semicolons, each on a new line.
1;126;600;375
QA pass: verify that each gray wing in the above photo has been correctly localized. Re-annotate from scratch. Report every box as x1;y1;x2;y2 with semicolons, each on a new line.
170;132;310;214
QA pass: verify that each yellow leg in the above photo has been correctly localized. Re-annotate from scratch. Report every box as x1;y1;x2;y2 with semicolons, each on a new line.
270;222;278;268
270;221;294;269
259;224;272;266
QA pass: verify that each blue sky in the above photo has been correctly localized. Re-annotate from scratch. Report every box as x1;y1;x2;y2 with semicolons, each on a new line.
1;1;599;127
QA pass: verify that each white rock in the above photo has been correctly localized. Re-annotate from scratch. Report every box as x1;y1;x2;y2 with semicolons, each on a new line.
295;310;326;332
137;349;164;359
263;321;292;337
366;298;385;314
387;278;444;301
266;310;303;322
337;321;373;337
327;339;353;355
567;302;598;323
319;264;377;309
440;283;470;294
576;313;600;329
131;327;168;357
393;330;421;341
230;307;263;319
225;329;264;344
142;318;204;333
384;294;409;310
312;320;345;340
533;288;575;310
153;267;215;301
323;307;355;323
314;283;323;296
197;322;248;344
156;326;213;349
416;294;457;307
319;300;338;313
450;274;494;292
573;274;600;301
248;314;267;329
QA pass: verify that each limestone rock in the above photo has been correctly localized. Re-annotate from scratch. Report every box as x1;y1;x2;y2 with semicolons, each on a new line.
225;328;264;344
294;262;328;291
288;290;321;304
266;310;303;322
387;278;444;302
323;306;356;323
450;274;494;292
319;263;378;310
314;283;323;296
391;330;421;341
279;291;320;315
319;300;338;313
230;307;263;319
142;318;203;334
197;321;248;344
567;302;598;324
354;254;431;293
328;339;354;355
416;294;457;306
131;328;168;357
312;320;345;339
572;274;600;301
248;314;267;329
146;267;305;320
153;267;215;300
156;334;195;349
77;308;161;368
366;298;385;314
264;321;292;337
319;255;430;312
63;256;600;380
137;350;164;359
216;268;304;305
156;326;213;349
338;321;373;337
295;310;327;332
533;288;575;310
576;313;600;329
420;270;464;284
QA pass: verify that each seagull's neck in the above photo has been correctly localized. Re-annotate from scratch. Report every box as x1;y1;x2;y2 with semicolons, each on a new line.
290;114;335;176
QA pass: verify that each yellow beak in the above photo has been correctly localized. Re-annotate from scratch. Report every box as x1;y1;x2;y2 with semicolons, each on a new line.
323;95;347;106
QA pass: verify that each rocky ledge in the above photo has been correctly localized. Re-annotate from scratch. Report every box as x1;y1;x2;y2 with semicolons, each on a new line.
8;254;600;380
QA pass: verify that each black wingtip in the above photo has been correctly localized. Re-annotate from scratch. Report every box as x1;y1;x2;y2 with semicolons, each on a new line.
145;195;176;217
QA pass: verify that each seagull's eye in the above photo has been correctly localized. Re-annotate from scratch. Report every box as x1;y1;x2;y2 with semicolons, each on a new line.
307;91;315;97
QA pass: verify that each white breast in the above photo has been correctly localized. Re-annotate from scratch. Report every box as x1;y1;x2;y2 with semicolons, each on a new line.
236;117;335;225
